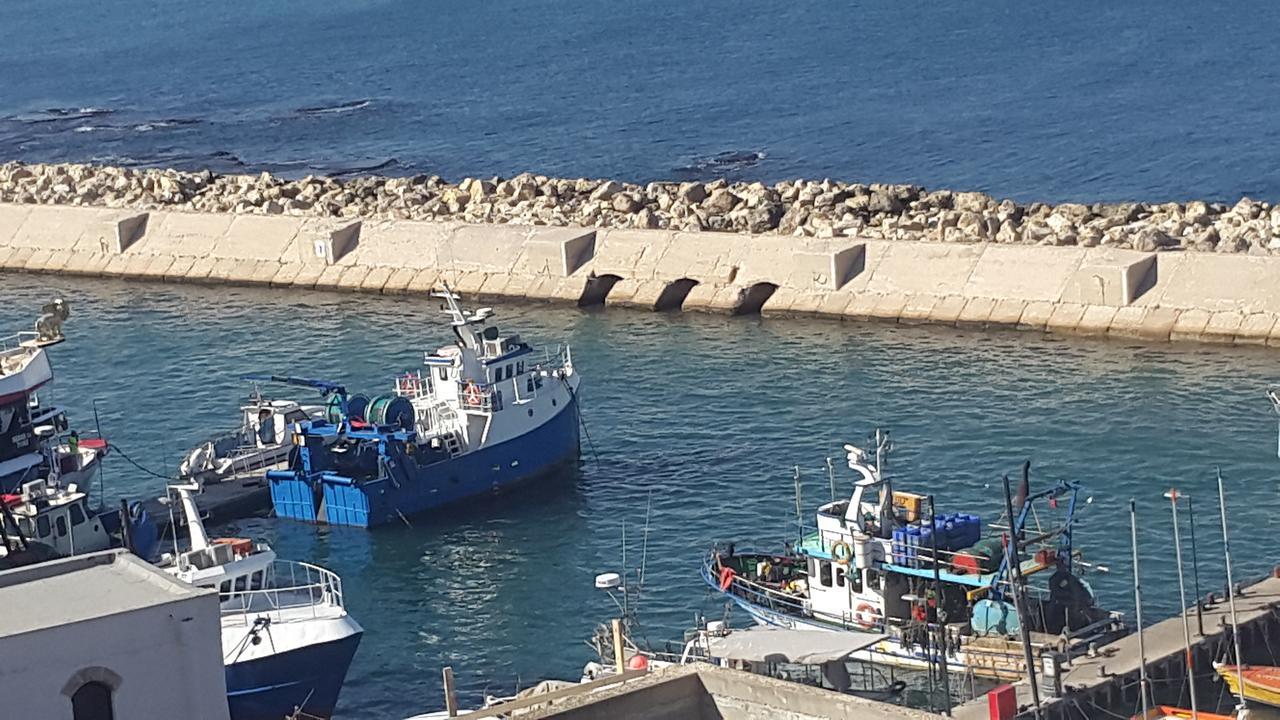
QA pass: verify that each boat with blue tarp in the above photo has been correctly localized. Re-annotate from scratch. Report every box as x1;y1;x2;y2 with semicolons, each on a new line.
703;430;1125;680
267;289;582;528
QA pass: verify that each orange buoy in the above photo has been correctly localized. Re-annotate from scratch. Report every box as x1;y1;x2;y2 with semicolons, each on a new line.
719;566;736;591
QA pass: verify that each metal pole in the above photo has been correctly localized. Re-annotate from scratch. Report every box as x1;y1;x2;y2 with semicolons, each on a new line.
442;666;458;717
1002;475;1042;718
928;495;952;716
1165;489;1199;718
1131;499;1152;720
1217;469;1247;715
826;457;836;503
794;466;803;547
1186;494;1205;637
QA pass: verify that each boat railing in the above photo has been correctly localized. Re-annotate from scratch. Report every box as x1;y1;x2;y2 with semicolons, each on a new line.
0;332;39;373
0;331;40;353
394;371;432;400
458;382;495;411
219;559;345;626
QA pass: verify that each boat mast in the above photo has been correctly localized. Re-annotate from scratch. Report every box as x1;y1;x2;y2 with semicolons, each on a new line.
1130;499;1152;719
1216;468;1247;716
174;483;210;551
1002;474;1042;719
927;494;952;716
1164;488;1199;718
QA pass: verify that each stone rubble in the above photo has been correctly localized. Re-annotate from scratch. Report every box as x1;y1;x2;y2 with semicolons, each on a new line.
1;161;1277;254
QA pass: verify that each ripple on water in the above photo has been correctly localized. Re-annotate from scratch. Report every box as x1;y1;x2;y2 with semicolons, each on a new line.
2;275;1278;717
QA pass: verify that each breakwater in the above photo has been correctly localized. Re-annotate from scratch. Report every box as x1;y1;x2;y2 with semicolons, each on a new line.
2;162;1279;346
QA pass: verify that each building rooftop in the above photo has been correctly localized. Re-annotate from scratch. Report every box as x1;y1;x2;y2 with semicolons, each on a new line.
0;549;215;638
517;663;940;720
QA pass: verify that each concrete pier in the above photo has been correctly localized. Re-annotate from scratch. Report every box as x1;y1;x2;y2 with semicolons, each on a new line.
3;203;1279;347
954;571;1280;720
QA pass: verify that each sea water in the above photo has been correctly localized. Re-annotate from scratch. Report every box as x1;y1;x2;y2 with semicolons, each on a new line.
2;275;1276;716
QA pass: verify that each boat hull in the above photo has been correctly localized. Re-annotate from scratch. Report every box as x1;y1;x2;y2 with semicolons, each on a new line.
225;631;362;720
701;562;1027;680
1218;664;1280;708
271;395;580;528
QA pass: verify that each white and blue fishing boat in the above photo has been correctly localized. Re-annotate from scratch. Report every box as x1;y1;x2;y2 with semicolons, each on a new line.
160;483;363;720
703;431;1124;681
0;300;108;493
268;289;581;528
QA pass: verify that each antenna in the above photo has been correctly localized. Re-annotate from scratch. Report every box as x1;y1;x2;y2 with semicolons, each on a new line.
825;457;836;502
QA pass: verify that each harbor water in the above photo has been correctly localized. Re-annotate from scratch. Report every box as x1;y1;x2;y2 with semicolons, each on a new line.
2;0;1279;204
2;274;1277;717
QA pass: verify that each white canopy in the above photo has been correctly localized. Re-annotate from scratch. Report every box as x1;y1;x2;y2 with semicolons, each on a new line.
705;627;886;665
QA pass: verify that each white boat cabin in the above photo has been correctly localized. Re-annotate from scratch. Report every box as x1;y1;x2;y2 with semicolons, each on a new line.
386;290;578;456
2;478;113;557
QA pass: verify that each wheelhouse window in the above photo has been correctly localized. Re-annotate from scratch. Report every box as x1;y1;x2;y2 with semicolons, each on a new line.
56;515;68;537
835;566;845;587
37;515;51;537
70;503;86;526
71;681;114;720
819;560;832;588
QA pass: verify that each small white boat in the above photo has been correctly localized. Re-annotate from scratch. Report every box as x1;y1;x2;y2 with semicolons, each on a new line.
178;383;327;482
160;483;363;720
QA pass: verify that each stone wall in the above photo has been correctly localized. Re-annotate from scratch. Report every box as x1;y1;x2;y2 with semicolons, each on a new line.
2;162;1279;255
2;201;1278;347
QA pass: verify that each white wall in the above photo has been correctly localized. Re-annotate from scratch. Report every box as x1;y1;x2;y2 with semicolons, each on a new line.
0;593;229;720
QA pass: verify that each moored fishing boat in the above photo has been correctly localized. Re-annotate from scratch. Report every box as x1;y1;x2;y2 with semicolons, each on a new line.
0;299;108;493
267;289;581;528
136;382;328;533
159;483;363;720
1;477;157;561
702;431;1124;681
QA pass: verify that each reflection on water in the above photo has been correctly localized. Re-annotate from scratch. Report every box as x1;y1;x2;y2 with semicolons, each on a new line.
2;274;1277;717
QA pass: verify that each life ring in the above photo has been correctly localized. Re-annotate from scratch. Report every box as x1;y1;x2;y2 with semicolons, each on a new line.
464;383;482;405
831;541;853;566
719;566;736;591
854;603;882;630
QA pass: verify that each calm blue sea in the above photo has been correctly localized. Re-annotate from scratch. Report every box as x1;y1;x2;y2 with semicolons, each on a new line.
1;0;1279;202
1;276;1277;717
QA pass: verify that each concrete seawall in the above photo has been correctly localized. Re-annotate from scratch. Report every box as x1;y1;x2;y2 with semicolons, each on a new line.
2;202;1279;347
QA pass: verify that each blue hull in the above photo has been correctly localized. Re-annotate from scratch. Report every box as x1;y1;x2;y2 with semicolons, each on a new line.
225;632;362;720
271;396;580;528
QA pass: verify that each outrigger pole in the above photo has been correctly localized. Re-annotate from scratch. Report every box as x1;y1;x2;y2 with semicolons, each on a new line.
1164;488;1200;717
1002;473;1042;719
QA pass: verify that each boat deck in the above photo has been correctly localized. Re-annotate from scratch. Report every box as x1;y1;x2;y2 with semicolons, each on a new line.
953;573;1280;720
139;470;273;539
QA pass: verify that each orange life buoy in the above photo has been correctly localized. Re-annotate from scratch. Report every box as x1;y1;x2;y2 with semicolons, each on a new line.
854;602;883;630
719;566;736;591
464;382;482;405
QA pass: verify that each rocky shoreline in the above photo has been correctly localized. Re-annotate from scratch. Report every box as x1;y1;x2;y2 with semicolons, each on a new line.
1;161;1277;254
